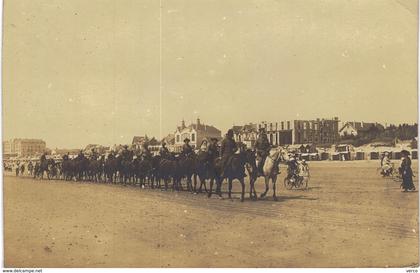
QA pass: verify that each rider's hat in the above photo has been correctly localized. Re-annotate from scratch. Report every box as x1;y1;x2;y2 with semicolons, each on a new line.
210;137;218;142
123;145;128;148
259;127;266;132
184;138;190;143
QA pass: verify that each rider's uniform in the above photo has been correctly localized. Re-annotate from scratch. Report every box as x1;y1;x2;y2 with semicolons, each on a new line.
220;136;237;175
159;146;170;158
208;143;219;161
255;134;271;173
182;143;194;157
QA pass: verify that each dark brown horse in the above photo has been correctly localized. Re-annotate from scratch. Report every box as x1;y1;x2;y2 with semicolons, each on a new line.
208;149;251;202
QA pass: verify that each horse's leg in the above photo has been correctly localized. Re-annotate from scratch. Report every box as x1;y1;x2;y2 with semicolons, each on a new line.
150;175;155;189
228;178;232;199
164;177;168;191
179;178;184;191
208;178;213;198
240;178;245;202
216;178;223;197
193;174;198;193
197;176;202;193
252;178;258;199
203;177;208;193
272;176;278;201
260;176;270;198
249;177;254;200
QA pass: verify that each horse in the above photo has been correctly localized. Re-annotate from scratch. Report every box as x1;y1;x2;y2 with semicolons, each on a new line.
74;157;89;181
150;155;162;189
247;147;289;201
159;153;182;191
88;157;104;182
134;156;153;187
177;154;197;192
119;156;134;185
104;156;120;183
195;151;219;194
61;157;75;180
210;148;251;202
34;159;54;180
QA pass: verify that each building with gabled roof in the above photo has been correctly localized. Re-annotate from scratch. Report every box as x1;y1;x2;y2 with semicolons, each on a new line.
339;121;384;137
174;118;222;152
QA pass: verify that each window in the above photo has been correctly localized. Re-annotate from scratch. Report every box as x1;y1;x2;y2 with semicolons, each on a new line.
176;135;180;142
191;133;195;142
287;121;290;130
281;122;284;130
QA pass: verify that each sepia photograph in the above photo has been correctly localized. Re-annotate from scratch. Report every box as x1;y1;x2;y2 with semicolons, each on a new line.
1;0;419;270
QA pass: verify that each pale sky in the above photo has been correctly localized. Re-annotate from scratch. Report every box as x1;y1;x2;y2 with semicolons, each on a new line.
2;0;418;148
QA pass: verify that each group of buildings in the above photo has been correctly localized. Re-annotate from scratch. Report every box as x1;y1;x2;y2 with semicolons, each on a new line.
2;139;46;158
2;117;417;160
232;118;341;149
131;117;366;154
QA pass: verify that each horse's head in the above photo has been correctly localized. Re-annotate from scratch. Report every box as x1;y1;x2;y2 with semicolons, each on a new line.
279;147;290;162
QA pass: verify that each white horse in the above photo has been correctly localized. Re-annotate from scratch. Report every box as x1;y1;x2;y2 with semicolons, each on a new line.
248;147;289;201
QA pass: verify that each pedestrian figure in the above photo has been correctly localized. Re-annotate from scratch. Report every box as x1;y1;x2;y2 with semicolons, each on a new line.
399;150;416;192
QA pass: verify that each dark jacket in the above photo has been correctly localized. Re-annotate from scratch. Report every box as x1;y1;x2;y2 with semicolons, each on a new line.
159;146;169;157
220;137;237;158
255;135;271;155
40;154;47;162
182;143;193;156
208;143;219;159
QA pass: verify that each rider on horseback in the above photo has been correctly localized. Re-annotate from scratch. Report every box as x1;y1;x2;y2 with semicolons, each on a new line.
108;150;115;160
90;148;99;160
140;142;152;160
255;128;271;176
208;138;219;161
159;142;170;159
182;138;194;157
76;150;86;161
121;145;132;161
220;129;245;178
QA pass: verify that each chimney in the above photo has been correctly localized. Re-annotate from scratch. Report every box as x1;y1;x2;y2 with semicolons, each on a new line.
197;117;201;126
181;119;186;129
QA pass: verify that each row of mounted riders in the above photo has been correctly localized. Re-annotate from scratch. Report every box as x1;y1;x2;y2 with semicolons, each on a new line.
15;147;305;201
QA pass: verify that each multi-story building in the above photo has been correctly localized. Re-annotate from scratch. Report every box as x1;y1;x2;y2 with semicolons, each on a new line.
256;117;340;146
232;123;258;148
174;118;222;152
3;138;46;157
292;118;340;145
2;140;13;155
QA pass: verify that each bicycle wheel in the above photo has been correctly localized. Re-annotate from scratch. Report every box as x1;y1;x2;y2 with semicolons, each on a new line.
284;177;294;190
302;176;309;189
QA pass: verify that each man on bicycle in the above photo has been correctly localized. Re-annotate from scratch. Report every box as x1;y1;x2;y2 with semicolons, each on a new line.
286;153;299;180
